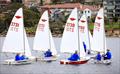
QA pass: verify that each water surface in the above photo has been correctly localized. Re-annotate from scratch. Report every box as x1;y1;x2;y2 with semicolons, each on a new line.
0;37;120;74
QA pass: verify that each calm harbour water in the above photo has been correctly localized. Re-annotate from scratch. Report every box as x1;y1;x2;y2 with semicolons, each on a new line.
0;37;120;74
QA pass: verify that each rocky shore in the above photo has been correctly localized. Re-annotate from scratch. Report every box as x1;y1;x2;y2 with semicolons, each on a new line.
105;29;120;37
0;29;120;37
52;29;120;37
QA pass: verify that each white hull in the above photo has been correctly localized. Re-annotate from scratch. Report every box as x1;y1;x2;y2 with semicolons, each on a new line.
3;59;32;65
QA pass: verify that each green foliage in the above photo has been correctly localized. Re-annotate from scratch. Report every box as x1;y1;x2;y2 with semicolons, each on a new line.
0;3;40;35
90;16;96;23
113;16;118;22
50;19;65;34
0;20;5;33
88;22;120;31
105;22;120;30
30;7;40;13
40;0;43;5
25;26;36;34
23;8;40;27
51;0;57;4
0;3;120;36
89;23;94;30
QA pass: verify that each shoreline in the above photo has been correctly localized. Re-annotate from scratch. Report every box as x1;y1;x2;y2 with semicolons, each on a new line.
0;34;120;38
0;29;120;38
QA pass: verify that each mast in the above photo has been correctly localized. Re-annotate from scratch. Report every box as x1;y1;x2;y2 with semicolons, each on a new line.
88;32;91;52
87;24;91;52
103;8;105;54
48;25;51;50
22;8;25;55
23;28;25;55
77;9;80;56
48;10;51;50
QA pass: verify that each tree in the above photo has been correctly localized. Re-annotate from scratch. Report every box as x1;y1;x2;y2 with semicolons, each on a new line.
11;0;15;2
51;0;60;4
30;7;40;13
73;0;80;3
0;3;40;35
113;16;118;22
11;0;22;3
40;0;43;5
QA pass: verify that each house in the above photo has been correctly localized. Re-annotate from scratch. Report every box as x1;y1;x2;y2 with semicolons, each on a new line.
83;8;92;19
0;0;11;8
103;0;120;22
23;0;40;7
39;3;100;19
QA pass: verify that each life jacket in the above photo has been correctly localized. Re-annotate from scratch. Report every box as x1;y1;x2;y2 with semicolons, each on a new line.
44;51;52;57
20;55;27;60
96;54;101;61
68;54;80;61
106;51;112;59
15;55;21;61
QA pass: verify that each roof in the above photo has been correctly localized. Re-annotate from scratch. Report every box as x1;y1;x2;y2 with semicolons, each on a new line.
0;0;11;5
40;3;100;11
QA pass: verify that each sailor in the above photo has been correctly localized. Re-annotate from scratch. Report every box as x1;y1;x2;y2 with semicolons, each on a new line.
20;54;28;60
15;53;21;61
44;49;53;57
87;50;91;54
83;42;87;52
68;51;80;61
103;49;112;60
83;42;91;54
95;52;102;62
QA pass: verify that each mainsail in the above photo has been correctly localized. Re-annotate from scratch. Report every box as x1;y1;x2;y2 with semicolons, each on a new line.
79;14;90;57
2;8;31;57
33;11;57;55
92;8;106;53
60;8;79;53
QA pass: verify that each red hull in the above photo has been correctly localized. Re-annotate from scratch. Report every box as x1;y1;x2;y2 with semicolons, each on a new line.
60;60;88;65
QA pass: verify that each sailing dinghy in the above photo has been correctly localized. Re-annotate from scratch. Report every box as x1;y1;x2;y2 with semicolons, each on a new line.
92;8;111;64
33;10;57;62
60;8;89;65
92;8;107;54
2;8;34;65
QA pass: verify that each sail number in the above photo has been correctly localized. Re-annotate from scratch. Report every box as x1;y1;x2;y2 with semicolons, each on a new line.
79;26;85;33
10;22;19;32
94;22;100;31
38;24;45;31
66;23;75;32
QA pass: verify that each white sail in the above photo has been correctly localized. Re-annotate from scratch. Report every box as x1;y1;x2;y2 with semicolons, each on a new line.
89;31;93;51
104;33;107;53
49;30;57;55
24;30;32;57
33;11;57;55
92;8;106;52
2;8;31;57
60;8;79;53
79;15;89;57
